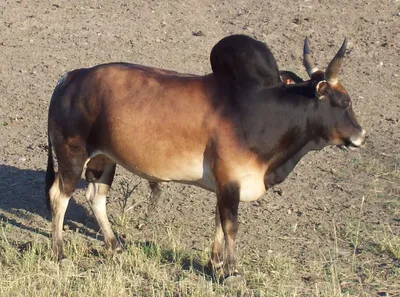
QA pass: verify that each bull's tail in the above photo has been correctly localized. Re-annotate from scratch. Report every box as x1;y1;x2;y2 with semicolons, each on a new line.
45;73;68;212
45;133;55;212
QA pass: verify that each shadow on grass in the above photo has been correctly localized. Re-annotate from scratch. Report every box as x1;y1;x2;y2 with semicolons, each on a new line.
135;240;217;282
0;165;218;283
0;164;103;241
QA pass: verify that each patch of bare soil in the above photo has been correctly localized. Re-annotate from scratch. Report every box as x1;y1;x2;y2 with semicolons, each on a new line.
0;0;399;295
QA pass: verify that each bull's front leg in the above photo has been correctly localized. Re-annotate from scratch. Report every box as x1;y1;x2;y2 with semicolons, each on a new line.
212;181;244;286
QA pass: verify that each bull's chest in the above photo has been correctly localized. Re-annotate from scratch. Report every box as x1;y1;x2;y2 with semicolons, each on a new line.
198;159;267;202
235;168;267;202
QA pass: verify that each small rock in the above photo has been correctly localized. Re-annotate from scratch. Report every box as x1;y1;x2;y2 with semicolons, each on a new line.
245;26;254;33
19;157;26;162
293;18;301;25
192;30;205;37
59;258;75;270
223;274;245;287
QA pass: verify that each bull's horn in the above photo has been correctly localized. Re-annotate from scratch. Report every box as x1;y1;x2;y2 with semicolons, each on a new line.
325;38;347;85
303;37;319;77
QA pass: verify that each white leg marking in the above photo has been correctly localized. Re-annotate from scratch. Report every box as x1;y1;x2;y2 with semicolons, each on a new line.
49;177;71;259
86;183;118;249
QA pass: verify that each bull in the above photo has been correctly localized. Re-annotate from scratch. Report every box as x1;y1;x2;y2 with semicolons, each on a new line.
46;35;365;285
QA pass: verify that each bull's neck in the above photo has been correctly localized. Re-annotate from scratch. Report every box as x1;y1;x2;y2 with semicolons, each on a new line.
241;83;328;188
264;137;326;188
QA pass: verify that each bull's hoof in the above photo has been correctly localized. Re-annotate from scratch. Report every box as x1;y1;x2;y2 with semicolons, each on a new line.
53;253;65;262
223;273;245;287
208;261;225;281
106;239;123;253
112;243;123;253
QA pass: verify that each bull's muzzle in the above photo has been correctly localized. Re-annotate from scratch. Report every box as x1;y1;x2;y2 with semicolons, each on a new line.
347;129;366;150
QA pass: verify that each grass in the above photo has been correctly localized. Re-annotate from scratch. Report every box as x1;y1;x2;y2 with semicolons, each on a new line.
113;177;143;227
0;226;301;297
370;225;400;260
0;229;213;297
2;217;398;297
0;153;398;296
0;221;348;297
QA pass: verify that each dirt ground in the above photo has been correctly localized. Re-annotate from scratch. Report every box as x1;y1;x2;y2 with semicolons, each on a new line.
0;0;399;296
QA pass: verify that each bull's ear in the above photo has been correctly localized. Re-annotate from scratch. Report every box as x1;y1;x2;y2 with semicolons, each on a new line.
315;80;330;100
279;70;304;84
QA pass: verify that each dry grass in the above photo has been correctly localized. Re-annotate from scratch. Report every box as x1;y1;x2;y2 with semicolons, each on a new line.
0;154;398;296
2;218;398;297
0;224;292;297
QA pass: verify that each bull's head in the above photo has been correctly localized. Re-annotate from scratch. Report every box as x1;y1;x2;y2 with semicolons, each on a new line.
303;37;366;150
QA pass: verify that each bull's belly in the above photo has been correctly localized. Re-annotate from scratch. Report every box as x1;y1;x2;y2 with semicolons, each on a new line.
88;150;217;191
87;150;267;202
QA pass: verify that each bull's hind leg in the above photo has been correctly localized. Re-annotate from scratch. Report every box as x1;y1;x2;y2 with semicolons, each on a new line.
85;156;120;251
49;149;87;260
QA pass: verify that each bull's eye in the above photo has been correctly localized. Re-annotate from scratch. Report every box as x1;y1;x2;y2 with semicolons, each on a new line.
342;99;350;108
